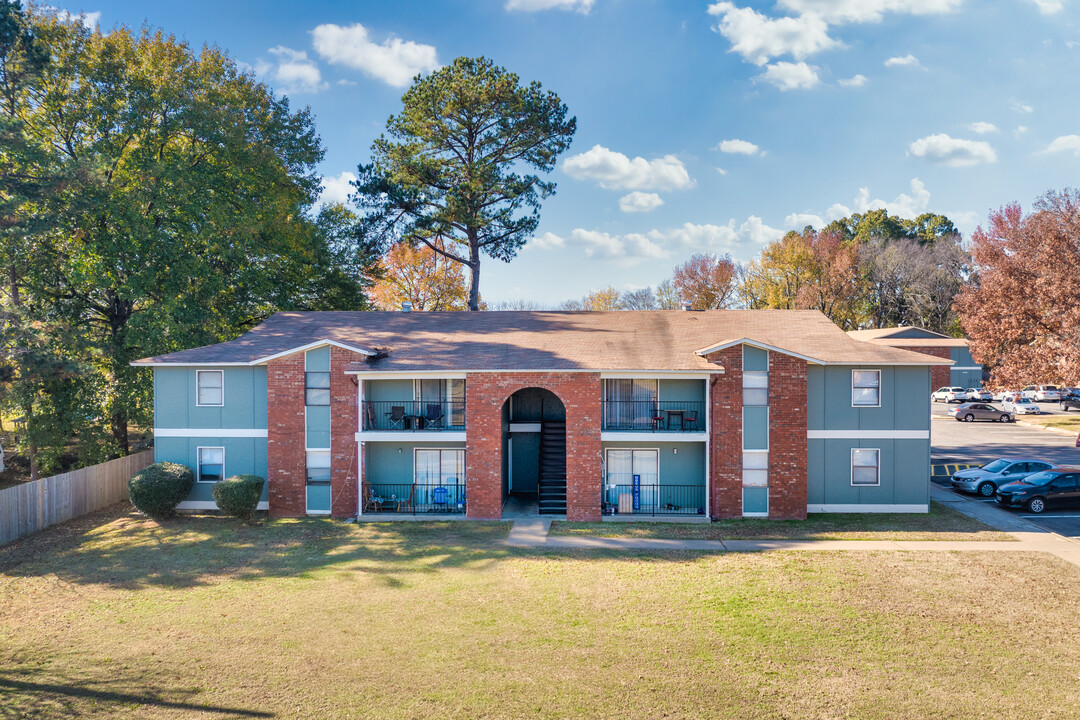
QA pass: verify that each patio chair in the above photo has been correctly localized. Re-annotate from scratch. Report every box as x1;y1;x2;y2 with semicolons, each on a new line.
362;483;385;513
394;484;415;514
431;486;450;512
651;406;665;432
425;403;444;430
385;405;406;430
364;402;376;431
682;410;698;431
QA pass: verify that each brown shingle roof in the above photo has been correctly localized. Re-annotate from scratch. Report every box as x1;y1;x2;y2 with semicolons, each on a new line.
133;310;952;371
847;327;969;348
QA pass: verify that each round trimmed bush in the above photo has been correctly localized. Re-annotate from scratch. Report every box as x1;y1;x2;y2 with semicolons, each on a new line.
212;474;265;523
128;462;194;519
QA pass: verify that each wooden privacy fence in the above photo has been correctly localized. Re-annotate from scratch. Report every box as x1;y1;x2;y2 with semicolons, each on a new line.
0;450;153;546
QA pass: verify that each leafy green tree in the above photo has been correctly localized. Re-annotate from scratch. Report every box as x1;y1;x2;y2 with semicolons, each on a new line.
354;56;576;310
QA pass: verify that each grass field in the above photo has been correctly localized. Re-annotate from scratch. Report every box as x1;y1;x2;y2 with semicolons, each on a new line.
551;500;1013;541
2;506;1078;719
1018;413;1080;432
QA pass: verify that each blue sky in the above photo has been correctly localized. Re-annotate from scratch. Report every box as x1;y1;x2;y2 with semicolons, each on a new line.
60;0;1080;305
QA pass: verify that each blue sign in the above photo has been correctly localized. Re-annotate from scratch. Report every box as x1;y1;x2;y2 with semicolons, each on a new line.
632;474;641;510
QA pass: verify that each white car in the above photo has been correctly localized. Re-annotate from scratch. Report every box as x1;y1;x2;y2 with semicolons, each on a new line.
1003;397;1041;415
932;386;968;403
1021;385;1062;402
965;388;992;401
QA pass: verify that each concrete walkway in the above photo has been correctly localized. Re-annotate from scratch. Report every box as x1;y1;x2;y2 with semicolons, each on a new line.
505;486;1080;568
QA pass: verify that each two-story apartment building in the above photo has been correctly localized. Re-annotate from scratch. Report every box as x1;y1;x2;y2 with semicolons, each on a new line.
134;310;950;521
846;327;983;390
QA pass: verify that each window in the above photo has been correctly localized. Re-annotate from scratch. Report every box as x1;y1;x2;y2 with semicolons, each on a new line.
196;370;223;406
306;450;330;484
305;372;330;406
603;379;658;428
197;447;224;482
414;379;467;428
851;448;880;486
742;451;768;487
414;449;465;487
852;370;881;407
743;371;768;406
605;449;659;488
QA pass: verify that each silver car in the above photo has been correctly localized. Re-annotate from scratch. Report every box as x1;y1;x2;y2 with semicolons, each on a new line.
952;458;1058;497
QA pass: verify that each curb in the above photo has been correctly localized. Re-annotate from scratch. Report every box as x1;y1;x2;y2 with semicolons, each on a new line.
1013;420;1080;438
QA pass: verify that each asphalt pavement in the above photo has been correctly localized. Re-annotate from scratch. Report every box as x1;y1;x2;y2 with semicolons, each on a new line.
931;398;1080;539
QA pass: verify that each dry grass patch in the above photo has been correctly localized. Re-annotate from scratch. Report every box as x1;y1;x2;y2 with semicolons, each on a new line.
1018;414;1080;432
551;500;1013;541
0;506;1076;719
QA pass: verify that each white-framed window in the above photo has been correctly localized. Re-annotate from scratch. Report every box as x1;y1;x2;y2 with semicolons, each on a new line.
197;446;224;483
414;449;465;487
305;372;330;406
852;369;881;407
851;448;881;486
306;450;331;484
742;451;768;487
743;371;769;406
196;370;224;407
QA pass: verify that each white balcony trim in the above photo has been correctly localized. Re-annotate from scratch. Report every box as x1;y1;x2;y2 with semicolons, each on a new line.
600;372;715;379
154;428;268;438
806;430;929;440
600;431;707;443
355;431;467;443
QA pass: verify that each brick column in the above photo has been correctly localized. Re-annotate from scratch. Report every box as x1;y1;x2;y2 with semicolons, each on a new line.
768;353;807;520
330;347;360;518
465;372;602;521
267;354;306;518
708;347;742;519
895;346;951;390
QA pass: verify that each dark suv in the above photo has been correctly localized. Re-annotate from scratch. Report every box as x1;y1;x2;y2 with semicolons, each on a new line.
1060;393;1080;412
995;467;1080;514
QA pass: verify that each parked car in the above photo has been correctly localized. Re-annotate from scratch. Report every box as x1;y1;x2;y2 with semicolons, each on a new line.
932;386;968;403
1021;385;1062;402
948;402;1014;423
954;458;1058;497
991;388;1014;401
965;388;992;401
1002;396;1041;415
1060;394;1080;412
995;467;1080;513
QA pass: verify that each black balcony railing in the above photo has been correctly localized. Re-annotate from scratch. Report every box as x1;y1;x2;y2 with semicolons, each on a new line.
602;480;706;516
363;482;466;515
601;401;705;432
362;400;466;432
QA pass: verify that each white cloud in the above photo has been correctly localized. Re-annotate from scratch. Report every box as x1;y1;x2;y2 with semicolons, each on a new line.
1026;0;1065;14
1015;125;1029;138
908;133;997;167
257;46;327;95
838;73;868;87
311;23;439;87
815;179;933;223
884;53;920;67
530;232;567;250
619;192;665;213
786;212;826;228
968;121;998;134
572;229;668;263
759;61;821;90
1041;135;1080;156
716;167;729;175
319;171;356;206
707;2;840;65
562;145;695;191
505;0;594;11
718;138;760;155
1010;100;1034;114
52;8;101;28
777;0;962;24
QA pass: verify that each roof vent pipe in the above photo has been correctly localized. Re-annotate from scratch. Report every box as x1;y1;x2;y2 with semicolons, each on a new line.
401;302;412;312
680;301;693;311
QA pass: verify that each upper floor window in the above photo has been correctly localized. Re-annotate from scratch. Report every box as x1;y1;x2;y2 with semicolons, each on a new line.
743;371;769;406
852;370;881;407
196;370;223;407
306;372;330;406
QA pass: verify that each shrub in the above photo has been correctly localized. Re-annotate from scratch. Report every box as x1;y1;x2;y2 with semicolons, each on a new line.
128;462;194;519
212;474;265;523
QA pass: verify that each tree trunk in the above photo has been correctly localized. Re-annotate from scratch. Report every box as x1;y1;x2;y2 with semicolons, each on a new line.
29;441;39;482
105;290;134;455
467;234;481;311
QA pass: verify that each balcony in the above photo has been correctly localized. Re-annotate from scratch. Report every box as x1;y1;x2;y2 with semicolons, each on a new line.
601;401;705;432
362;400;466;432
602;480;706;516
362;482;466;515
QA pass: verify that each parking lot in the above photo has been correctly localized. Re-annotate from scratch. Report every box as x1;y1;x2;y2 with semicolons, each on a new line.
932;397;1080;539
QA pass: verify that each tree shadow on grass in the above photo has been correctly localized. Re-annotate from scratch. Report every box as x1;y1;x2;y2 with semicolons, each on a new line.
0;504;513;590
0;665;273;718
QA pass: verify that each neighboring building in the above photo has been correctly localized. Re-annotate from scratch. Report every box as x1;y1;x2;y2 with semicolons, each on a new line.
134;310;950;522
846;327;982;390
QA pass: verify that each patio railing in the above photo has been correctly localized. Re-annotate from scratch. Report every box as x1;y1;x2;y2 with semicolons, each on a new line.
362;482;466;515
362;401;466;432
601;400;705;432
602;482;706;516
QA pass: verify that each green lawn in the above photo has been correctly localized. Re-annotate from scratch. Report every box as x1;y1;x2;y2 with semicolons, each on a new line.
551;500;1013;541
2;505;1077;719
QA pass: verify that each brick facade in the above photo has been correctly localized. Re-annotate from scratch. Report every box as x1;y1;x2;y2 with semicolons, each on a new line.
330;347;361;518
465;373;602;521
768;353;808;520
895;345;951;391
266;354;306;518
707;347;743;519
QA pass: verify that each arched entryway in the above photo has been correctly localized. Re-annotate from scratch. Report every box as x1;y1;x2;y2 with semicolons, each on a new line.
502;388;566;515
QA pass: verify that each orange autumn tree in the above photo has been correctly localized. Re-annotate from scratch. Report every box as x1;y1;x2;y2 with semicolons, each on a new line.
368;241;469;311
955;189;1080;386
672;253;738;309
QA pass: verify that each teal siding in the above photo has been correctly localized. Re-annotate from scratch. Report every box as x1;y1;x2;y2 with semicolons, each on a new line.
365;379;414;403
601;441;706;485
950;346;982;387
153;367;267;430
743;346;769;372
806;438;930;507
366;441;466;484
305;346;330;372
807;366;930;432
743;406;769;449
306;406;331;449
154;436;269;504
659;379;705;404
950;346;977;366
